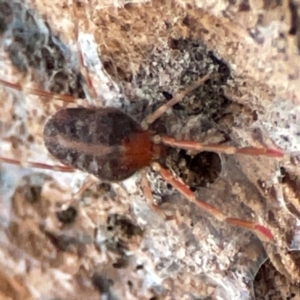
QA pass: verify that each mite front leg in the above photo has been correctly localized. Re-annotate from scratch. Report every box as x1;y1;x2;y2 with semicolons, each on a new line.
142;74;210;129
160;136;284;158
151;162;274;241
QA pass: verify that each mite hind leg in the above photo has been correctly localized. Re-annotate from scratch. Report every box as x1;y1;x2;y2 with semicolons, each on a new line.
151;162;274;241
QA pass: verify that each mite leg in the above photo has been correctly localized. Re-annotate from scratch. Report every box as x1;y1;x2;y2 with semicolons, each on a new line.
0;156;95;209
0;78;76;103
71;1;98;106
140;170;177;222
151;162;274;241
0;157;75;173
62;174;95;208
142;74;210;129
160;136;284;158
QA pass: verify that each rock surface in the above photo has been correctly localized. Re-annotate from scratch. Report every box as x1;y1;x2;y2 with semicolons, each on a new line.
0;0;300;299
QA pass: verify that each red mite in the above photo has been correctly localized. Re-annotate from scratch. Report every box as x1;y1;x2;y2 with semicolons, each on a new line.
0;75;283;241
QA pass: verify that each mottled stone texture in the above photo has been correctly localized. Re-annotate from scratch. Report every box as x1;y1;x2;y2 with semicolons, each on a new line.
0;0;300;299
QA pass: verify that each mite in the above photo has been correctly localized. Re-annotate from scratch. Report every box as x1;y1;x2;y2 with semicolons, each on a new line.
0;75;283;242
35;73;282;241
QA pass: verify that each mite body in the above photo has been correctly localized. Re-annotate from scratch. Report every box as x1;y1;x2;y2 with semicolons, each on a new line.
44;107;164;181
0;71;284;241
